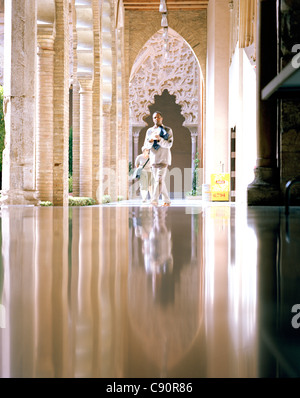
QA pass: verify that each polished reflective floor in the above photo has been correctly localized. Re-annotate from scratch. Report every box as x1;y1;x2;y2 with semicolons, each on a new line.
0;201;300;378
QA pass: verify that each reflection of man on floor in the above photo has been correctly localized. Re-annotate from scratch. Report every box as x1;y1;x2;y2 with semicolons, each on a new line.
145;207;173;274
145;207;174;302
134;206;174;302
134;207;153;241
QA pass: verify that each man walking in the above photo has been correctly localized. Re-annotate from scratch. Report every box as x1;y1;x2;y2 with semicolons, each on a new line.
143;111;173;207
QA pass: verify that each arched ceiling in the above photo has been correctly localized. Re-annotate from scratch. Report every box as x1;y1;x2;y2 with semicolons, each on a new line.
123;0;208;11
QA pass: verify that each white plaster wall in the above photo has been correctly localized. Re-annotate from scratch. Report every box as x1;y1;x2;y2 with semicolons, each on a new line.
205;0;215;184
205;0;230;184
228;46;256;204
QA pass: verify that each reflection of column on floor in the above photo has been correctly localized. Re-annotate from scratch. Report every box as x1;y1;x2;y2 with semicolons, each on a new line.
70;207;130;377
51;208;69;376
204;207;234;377
1;207;37;377
75;208;93;377
114;207;130;375
70;208;80;374
36;207;54;377
99;207;114;375
247;208;280;377
204;206;259;377
98;207;129;376
191;213;197;266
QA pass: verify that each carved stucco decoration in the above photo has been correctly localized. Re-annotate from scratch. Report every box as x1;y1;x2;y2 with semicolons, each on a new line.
129;28;200;126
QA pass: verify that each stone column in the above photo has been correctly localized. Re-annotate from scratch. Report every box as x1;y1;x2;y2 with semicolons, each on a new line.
129;125;133;166
1;0;38;205
72;17;80;198
53;0;69;207
36;27;55;202
189;126;198;172
92;0;101;202
247;0;279;205
79;78;93;198
0;10;4;87
132;127;141;164
99;103;112;199
72;81;80;197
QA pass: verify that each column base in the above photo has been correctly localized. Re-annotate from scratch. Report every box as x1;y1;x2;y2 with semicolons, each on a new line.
247;167;281;206
0;189;39;206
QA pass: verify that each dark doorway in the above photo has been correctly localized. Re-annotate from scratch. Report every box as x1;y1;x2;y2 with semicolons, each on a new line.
138;90;191;198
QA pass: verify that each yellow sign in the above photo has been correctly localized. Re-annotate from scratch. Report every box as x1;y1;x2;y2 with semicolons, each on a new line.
210;173;230;201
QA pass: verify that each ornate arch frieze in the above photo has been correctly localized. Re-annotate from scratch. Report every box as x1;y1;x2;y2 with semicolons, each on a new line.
129;28;200;126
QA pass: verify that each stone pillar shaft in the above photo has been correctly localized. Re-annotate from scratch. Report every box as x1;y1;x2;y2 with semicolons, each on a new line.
53;0;69;206
79;79;93;198
36;29;55;202
132;129;140;165
1;0;37;205
256;0;277;168
72;81;80;197
92;0;101;202
99;103;111;198
189;128;198;170
247;0;280;205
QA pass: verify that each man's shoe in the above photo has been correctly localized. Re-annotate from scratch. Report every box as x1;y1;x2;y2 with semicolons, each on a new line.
162;202;170;207
151;201;158;206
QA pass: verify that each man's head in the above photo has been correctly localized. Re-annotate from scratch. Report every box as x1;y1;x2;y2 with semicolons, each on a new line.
153;111;163;127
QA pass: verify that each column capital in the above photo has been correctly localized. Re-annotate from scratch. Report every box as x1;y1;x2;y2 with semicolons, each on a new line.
103;103;112;116
37;24;55;50
132;125;143;137
78;78;94;93
186;125;198;138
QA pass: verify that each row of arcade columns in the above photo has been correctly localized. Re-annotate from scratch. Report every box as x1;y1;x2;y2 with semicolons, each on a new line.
1;0;126;206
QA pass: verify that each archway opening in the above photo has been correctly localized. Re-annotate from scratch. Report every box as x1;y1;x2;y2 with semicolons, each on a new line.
129;28;203;199
138;90;191;198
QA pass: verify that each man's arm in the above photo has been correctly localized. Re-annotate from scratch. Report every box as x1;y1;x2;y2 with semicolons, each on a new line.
135;156;139;168
143;128;154;150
